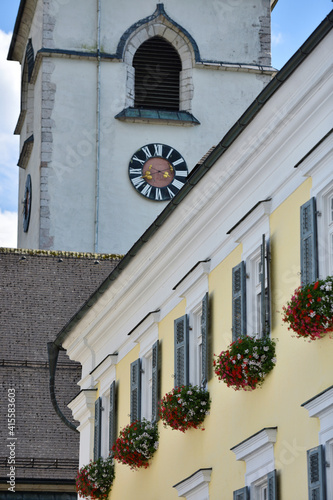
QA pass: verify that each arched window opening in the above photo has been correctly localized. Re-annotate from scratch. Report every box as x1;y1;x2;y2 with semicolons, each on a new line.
133;36;182;111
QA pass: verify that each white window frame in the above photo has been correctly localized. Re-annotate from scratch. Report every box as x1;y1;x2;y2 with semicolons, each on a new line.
175;260;210;386
302;137;333;279
141;347;153;421
100;392;109;459
89;354;118;459
132;315;159;422
231;427;277;488
302;386;333;500
230;200;271;338
252;476;268;500
246;245;268;338
189;303;203;386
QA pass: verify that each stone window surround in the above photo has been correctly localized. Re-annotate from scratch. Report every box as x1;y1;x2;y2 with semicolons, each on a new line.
122;19;195;112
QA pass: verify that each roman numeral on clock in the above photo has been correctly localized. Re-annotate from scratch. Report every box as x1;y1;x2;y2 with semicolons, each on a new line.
141;184;152;197
129;168;142;176
132;155;145;166
155;188;163;201
154;144;163;156
171;179;185;190
172;157;184;166
132;176;145;188
142;146;152;159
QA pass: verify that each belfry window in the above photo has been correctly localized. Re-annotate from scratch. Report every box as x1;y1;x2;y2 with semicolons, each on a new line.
133;36;182;111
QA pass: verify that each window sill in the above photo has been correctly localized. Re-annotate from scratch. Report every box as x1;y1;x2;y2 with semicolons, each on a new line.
115;107;200;126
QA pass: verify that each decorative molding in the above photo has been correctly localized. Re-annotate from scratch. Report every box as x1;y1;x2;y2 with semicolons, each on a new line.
231;428;277;486
117;3;200;62
173;468;212;499
90;354;118;395
67;389;97;431
302;386;333;445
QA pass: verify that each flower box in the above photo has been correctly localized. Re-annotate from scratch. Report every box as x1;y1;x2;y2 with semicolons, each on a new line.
112;419;159;470
214;336;276;391
159;384;211;432
282;276;333;341
76;456;115;500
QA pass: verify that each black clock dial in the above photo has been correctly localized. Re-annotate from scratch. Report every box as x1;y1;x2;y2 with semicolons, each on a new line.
23;174;32;232
129;143;188;201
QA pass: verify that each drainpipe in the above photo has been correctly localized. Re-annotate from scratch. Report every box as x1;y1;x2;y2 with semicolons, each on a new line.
94;0;102;253
47;342;79;433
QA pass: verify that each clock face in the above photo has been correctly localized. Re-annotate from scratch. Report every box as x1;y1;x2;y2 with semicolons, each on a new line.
23;174;32;232
129;143;188;201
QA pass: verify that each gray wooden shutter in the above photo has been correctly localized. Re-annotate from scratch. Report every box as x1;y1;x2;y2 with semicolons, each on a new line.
232;262;246;341
307;445;326;500
130;358;141;423
260;234;270;337
201;292;209;386
268;469;277;500
174;315;189;387
93;397;102;460
233;487;249;500
109;381;116;454
151;340;159;423
300;198;318;285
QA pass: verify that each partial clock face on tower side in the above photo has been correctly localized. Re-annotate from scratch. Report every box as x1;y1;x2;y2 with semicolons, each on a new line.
128;143;188;201
23;174;32;232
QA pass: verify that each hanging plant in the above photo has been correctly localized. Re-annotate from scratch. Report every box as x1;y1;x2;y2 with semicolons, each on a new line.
282;277;333;341
214;336;276;391
76;456;115;500
112;418;159;470
159;384;211;432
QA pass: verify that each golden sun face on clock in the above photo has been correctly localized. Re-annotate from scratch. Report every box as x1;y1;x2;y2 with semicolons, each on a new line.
141;157;175;188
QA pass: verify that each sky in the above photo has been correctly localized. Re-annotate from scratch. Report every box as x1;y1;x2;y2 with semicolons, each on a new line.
0;0;332;248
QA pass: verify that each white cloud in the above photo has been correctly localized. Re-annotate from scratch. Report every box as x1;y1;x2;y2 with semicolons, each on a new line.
272;32;283;46
0;210;17;248
0;30;20;213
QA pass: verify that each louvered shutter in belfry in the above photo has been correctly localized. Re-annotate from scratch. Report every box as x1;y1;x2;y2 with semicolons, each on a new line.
201;292;209;386
300;198;318;285
93;397;102;460
267;470;277;500
260;234;271;337
232;262;246;341
307;445;326;500
130;359;141;423
174;315;189;388
109;381;116;455
151;340;159;423
133;36;182;111
233;487;249;500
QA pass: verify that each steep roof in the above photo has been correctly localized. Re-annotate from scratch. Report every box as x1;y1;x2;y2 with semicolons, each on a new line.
0;248;121;486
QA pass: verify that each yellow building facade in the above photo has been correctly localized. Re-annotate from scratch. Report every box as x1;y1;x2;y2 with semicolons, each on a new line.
55;14;333;500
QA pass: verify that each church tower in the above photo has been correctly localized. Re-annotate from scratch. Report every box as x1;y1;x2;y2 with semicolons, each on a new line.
9;0;276;254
